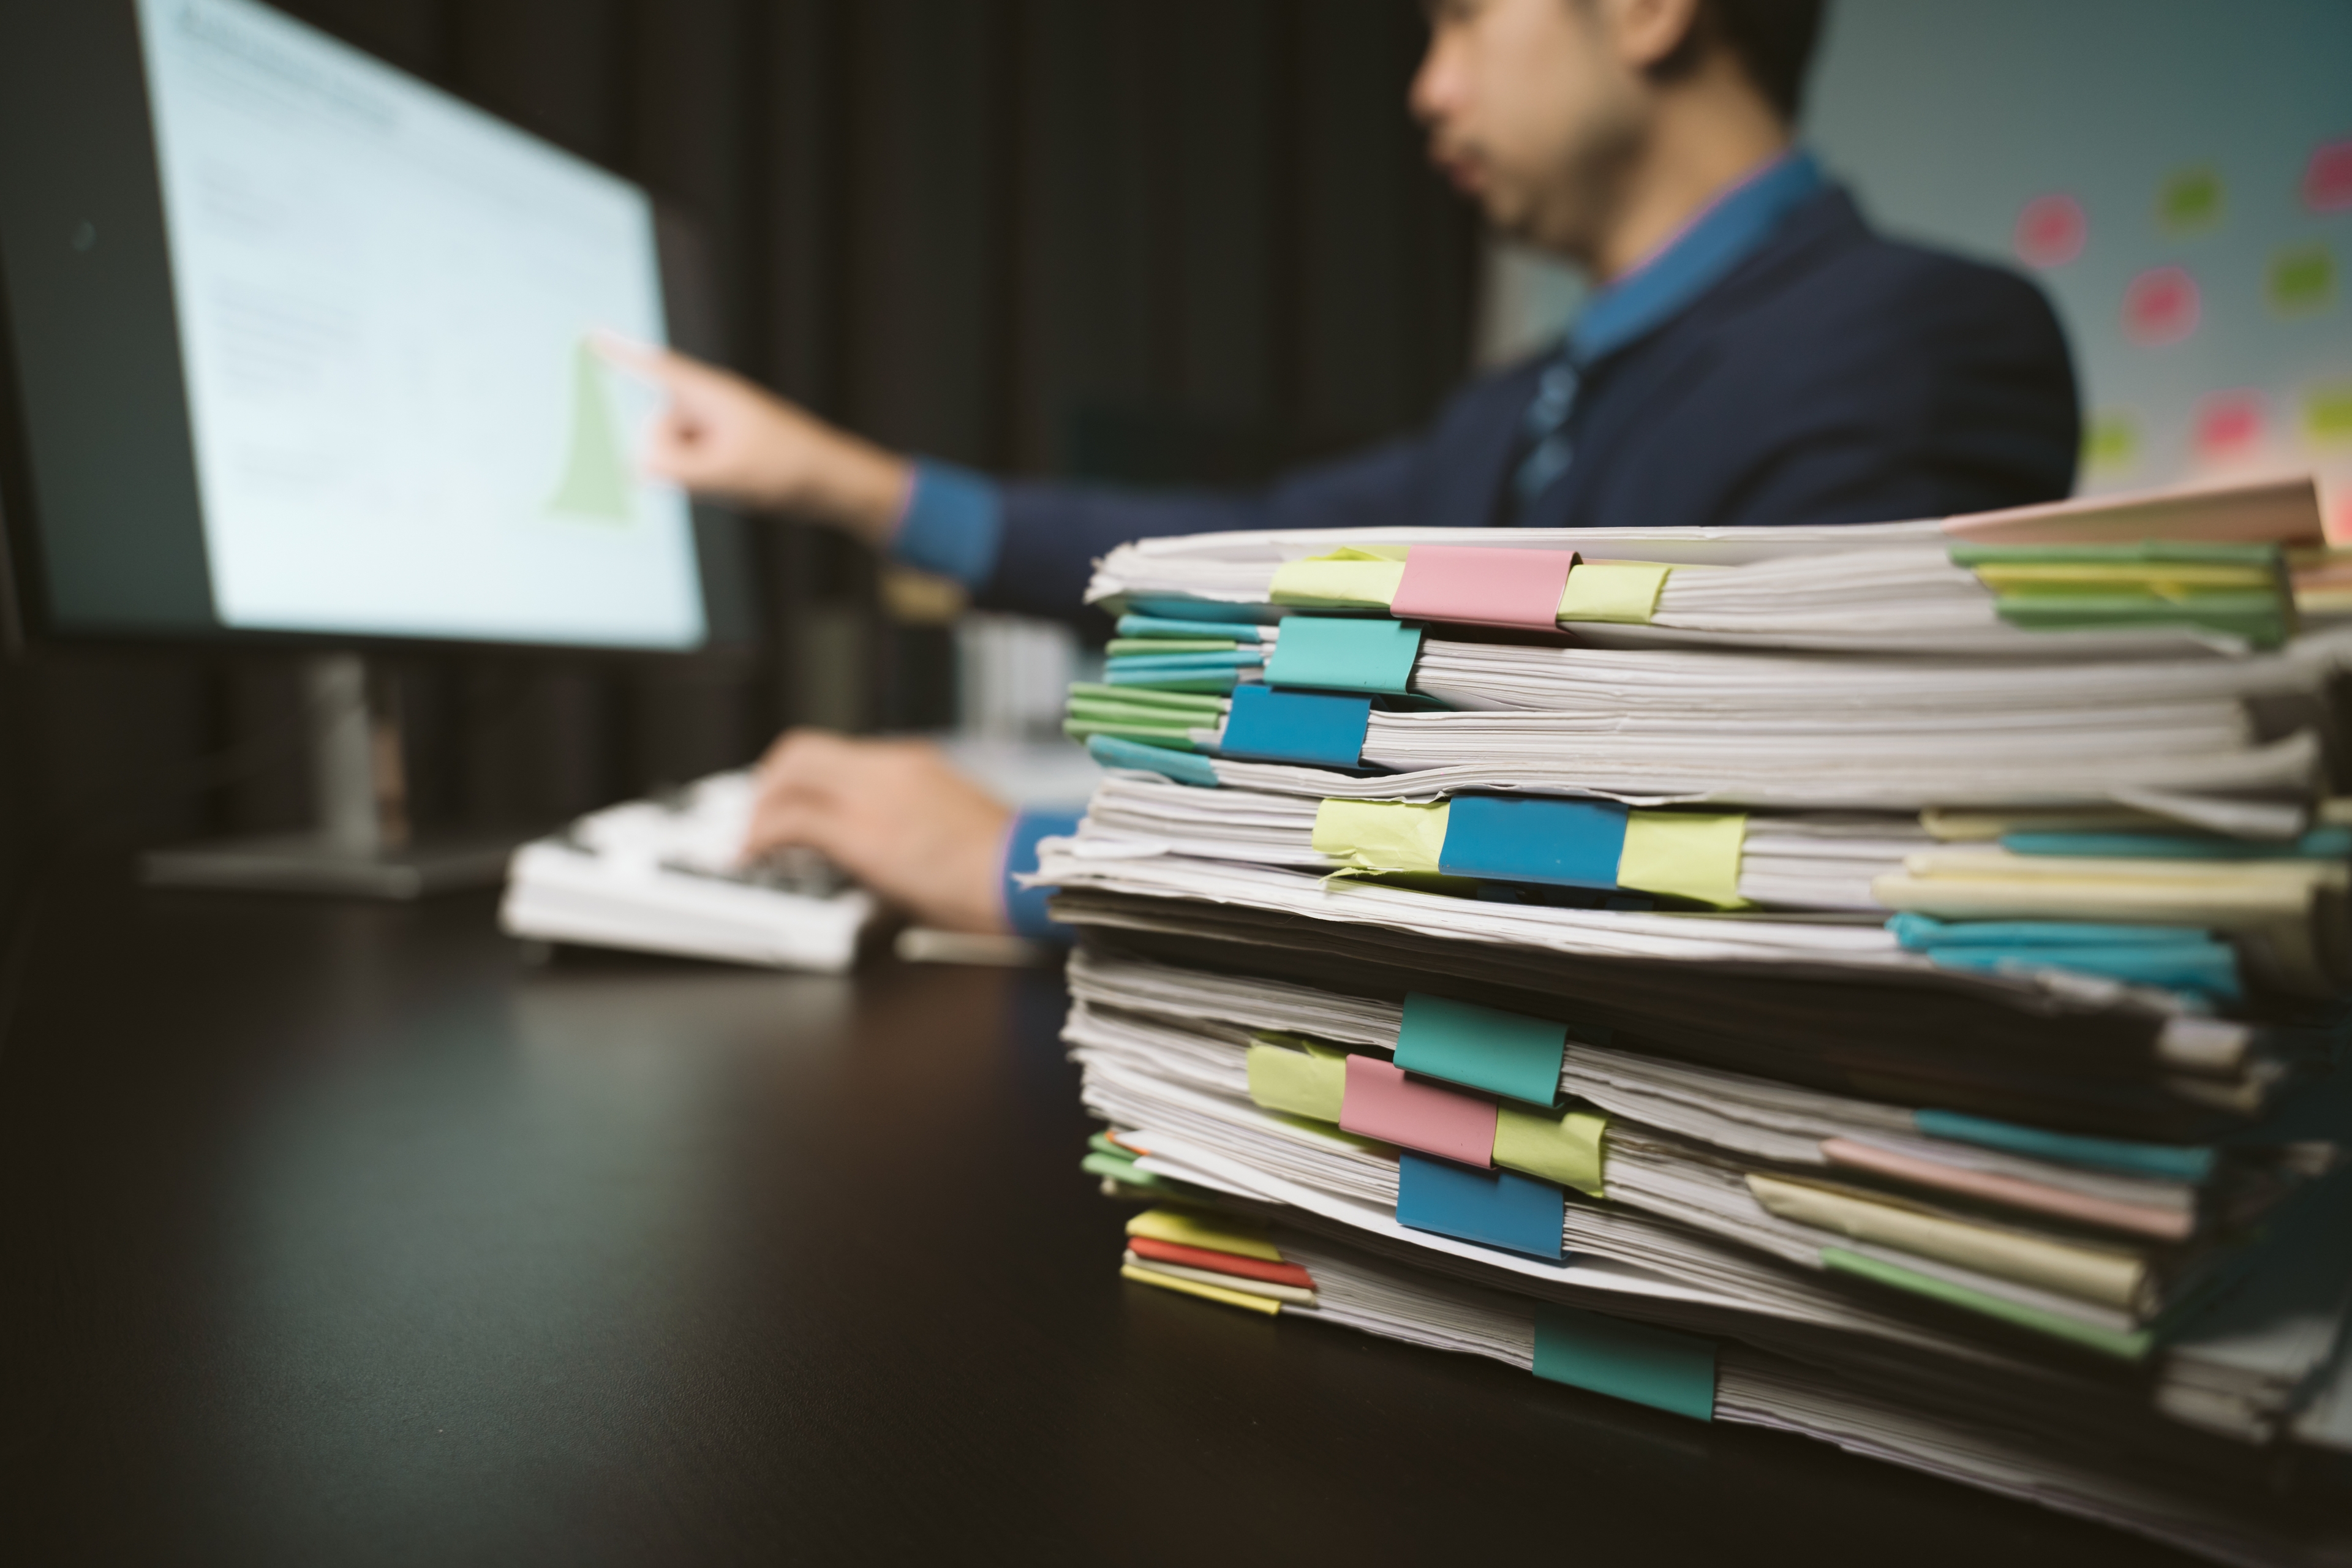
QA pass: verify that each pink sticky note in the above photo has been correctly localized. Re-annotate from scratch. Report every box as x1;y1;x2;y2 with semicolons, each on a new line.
2123;266;2199;347
2307;139;2352;215
2013;194;2084;269
1390;546;1574;631
1339;1054;1496;1167
2195;390;2266;460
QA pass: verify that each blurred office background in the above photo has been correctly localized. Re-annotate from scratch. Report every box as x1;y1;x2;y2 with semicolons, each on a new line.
2;0;2346;920
0;0;1477;911
1487;0;2352;514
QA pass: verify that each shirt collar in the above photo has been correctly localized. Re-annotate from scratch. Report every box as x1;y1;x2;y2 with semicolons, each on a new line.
1566;148;1826;368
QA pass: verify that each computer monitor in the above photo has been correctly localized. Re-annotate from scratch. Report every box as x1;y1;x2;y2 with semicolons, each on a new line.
0;0;760;895
0;0;749;655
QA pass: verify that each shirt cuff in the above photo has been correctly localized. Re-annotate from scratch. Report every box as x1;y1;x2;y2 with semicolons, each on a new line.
890;459;1005;590
1001;807;1082;943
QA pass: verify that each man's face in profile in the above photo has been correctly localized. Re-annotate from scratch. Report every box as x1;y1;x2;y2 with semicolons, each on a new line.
1412;0;1647;262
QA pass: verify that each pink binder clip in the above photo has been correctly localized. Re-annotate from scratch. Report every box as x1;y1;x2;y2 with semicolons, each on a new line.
1339;1054;1497;1167
1390;546;1575;631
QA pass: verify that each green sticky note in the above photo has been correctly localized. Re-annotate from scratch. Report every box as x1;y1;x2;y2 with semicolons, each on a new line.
2308;383;2352;447
1532;1303;1716;1421
1061;719;1202;748
1105;637;1238;657
2082;412;2139;474
1493;1104;1608;1196
1393;992;1564;1106
1264;616;1422;694
2268;243;2335;317
1820;1248;2154;1361
1246;1038;1348;1122
1064;682;1229;714
1082;1152;1188;1191
2157;165;2223;235
1992;593;2287;648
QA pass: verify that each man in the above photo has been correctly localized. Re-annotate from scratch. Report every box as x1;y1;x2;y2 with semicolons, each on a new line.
613;0;2079;938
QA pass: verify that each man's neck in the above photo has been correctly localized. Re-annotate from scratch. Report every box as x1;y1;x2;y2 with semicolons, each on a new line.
1586;81;1792;284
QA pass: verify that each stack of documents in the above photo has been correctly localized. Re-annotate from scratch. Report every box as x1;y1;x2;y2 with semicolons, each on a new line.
1041;476;2352;1565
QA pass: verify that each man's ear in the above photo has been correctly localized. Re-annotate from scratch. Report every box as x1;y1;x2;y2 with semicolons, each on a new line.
1598;0;1705;70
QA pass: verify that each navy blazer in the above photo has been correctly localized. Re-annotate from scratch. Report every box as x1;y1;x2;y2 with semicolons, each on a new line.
978;188;2080;625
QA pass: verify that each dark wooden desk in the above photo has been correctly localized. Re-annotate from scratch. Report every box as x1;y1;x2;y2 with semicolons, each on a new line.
0;883;2193;1565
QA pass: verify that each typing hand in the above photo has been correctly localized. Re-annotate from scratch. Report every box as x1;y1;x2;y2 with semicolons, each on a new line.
742;730;1016;934
591;334;912;546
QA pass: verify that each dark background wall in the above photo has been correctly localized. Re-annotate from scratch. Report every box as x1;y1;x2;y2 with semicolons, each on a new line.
0;0;1477;932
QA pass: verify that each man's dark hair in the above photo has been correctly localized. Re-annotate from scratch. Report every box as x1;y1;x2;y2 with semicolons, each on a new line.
1692;0;1826;122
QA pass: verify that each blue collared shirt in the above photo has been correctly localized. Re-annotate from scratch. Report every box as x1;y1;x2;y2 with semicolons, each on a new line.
1508;148;1824;510
1564;147;1825;369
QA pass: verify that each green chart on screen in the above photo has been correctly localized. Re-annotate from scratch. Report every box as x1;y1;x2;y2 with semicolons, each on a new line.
548;339;635;523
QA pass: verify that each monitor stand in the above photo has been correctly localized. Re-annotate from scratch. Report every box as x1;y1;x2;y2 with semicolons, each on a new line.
140;654;516;899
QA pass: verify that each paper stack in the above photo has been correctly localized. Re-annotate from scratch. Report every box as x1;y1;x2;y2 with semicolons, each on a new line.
1040;475;2352;1566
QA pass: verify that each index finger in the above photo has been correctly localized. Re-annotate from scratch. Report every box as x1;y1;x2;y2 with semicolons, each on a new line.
590;329;695;390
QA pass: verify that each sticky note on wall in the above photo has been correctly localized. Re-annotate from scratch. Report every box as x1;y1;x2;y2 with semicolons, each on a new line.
2013;192;2086;269
2123;266;2200;347
1390;546;1575;630
2309;140;2352;214
1393;992;1566;1106
2304;382;2352;447
2157;165;2223;235
1532;1303;1716;1420
2268;243;2336;317
1264;617;1423;694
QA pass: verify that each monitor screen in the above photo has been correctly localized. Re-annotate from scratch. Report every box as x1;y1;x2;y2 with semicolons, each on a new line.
0;0;712;651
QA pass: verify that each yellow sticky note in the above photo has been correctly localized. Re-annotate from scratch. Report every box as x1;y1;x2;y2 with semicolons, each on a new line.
1619;811;1747;908
1126;1206;1283;1262
1269;548;1408;606
1558;562;1673;624
1493;1104;1608;1196
1311;798;1450;873
1246;1038;1348;1123
1121;1262;1283;1316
